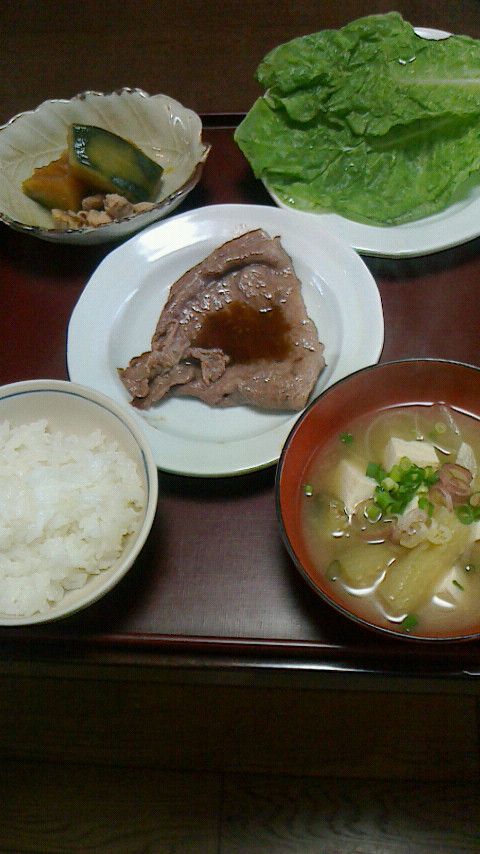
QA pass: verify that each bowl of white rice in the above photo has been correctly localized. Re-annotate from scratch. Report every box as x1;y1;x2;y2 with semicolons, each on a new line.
0;379;158;625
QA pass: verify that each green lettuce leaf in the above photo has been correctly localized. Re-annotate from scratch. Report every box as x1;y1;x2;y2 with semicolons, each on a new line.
234;12;480;225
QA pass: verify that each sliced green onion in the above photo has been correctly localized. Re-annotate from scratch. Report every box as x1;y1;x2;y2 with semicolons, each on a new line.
375;490;394;512
389;464;402;483
303;483;314;497
365;455;441;518
401;614;418;632
340;432;354;445
382;476;396;491
365;502;383;522
366;462;387;482
456;504;474;525
418;496;434;517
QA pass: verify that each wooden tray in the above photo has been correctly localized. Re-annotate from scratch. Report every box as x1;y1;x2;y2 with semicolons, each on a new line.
2;118;480;677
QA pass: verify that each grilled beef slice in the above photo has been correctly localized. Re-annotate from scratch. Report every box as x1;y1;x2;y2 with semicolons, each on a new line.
118;229;325;410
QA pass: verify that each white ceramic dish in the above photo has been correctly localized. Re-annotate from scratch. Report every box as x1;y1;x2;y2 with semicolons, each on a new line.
0;88;210;244
264;27;480;258
67;204;384;477
0;379;158;626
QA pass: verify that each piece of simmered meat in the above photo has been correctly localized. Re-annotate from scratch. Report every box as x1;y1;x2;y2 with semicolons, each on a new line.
118;229;325;410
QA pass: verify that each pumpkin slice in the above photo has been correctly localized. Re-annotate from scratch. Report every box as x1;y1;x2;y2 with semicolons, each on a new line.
22;151;89;211
67;124;164;203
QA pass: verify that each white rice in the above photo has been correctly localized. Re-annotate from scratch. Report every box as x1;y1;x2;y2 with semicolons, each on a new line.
0;418;145;617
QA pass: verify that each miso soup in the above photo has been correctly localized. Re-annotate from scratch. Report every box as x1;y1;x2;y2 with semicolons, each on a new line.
301;403;480;637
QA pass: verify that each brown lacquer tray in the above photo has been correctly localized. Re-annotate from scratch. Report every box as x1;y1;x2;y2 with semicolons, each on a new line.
2;117;480;678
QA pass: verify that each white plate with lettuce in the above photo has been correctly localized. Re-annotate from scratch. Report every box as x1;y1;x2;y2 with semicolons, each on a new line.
235;14;480;257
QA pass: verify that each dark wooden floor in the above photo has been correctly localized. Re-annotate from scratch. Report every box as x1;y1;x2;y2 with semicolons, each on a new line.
1;676;479;852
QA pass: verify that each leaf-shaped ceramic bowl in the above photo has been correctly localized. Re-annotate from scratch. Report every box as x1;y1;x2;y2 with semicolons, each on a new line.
0;88;211;245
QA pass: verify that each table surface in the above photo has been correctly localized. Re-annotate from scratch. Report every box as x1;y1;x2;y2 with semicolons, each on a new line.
2;0;480;683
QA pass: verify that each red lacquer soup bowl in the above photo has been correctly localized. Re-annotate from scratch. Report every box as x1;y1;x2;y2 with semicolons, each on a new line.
276;359;480;642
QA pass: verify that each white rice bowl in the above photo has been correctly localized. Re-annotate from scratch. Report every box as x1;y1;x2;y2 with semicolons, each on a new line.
0;380;158;625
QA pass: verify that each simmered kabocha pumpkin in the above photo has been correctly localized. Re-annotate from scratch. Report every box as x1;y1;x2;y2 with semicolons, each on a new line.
22;151;89;211
67;124;164;203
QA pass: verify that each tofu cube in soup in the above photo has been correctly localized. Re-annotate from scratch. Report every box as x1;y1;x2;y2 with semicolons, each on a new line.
382;437;439;472
334;459;376;515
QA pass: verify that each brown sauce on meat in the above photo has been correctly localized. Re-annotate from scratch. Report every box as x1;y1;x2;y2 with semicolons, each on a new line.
192;301;292;364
